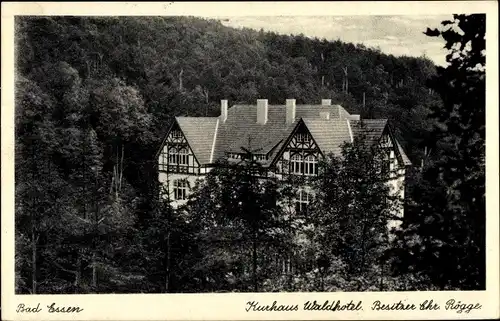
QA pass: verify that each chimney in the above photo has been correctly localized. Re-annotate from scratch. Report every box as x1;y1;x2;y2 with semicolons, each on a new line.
321;99;332;106
319;111;330;120
220;99;228;122
286;99;296;125
257;99;268;124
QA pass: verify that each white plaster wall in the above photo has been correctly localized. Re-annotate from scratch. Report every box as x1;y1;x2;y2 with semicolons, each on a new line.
386;165;406;232
158;147;407;233
159;172;205;208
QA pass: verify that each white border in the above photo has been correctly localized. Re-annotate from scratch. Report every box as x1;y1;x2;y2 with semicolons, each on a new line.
2;2;499;320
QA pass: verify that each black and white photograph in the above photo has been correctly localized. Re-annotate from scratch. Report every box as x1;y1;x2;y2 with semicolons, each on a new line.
2;2;498;320
10;10;489;294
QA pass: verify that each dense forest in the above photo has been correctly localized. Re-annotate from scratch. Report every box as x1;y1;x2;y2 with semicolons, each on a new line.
14;15;485;293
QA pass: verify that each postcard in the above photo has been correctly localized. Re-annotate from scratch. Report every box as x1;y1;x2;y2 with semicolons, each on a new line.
1;1;499;320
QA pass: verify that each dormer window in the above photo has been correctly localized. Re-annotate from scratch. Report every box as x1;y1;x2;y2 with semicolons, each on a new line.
228;153;242;160
254;154;267;161
228;153;267;161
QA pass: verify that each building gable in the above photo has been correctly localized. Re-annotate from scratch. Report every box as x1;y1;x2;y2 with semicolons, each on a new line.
302;118;352;156
158;120;200;173
287;121;321;153
176;117;219;165
271;119;322;175
380;125;412;167
157;117;219;166
349;119;410;166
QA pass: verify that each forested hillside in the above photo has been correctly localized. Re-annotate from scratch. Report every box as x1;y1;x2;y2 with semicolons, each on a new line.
15;15;484;293
16;16;441;160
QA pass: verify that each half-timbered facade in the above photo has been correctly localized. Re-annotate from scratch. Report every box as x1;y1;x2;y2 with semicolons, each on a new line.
274;121;321;177
156;99;412;218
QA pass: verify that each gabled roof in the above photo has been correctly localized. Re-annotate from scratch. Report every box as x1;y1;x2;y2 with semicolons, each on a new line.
350;119;388;146
302;118;351;156
350;119;412;166
221;106;297;156
396;141;412;166
176;117;218;165
213;104;350;161
158;102;412;167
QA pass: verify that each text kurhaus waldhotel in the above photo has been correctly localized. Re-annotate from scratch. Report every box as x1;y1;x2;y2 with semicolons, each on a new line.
157;98;411;222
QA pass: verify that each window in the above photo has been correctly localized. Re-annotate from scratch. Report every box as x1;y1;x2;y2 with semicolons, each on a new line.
171;130;183;139
168;147;189;166
291;154;302;174
381;135;389;144
290;154;318;176
254;154;267;161
304;155;317;175
160;152;168;171
389;150;396;178
173;179;189;200
229;153;267;161
295;133;309;143
382;149;396;178
295;189;311;214
168;149;176;165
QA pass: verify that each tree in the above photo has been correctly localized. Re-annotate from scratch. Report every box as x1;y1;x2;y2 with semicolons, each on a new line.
182;150;297;292
135;185;193;293
14;75;69;294
391;14;486;290
309;135;403;291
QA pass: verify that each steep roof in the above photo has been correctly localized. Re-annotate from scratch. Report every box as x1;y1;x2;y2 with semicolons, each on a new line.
213;104;350;160
350;119;412;166
350;119;388;146
161;103;411;167
396;141;412;166
302;118;351;156
176;117;218;164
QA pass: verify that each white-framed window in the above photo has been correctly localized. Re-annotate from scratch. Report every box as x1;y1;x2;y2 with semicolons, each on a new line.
168;148;176;165
160;152;168;171
229;153;267;161
290;154;318;176
304;155;317;175
291;154;302;174
295;189;311;214
173;179;189;200
228;153;241;159
380;134;391;147
171;130;183;139
389;149;396;178
168;147;189;166
382;149;396;178
295;133;309;143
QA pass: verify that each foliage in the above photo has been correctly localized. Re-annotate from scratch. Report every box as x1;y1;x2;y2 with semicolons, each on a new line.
311;137;403;277
390;14;486;290
180;155;299;292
